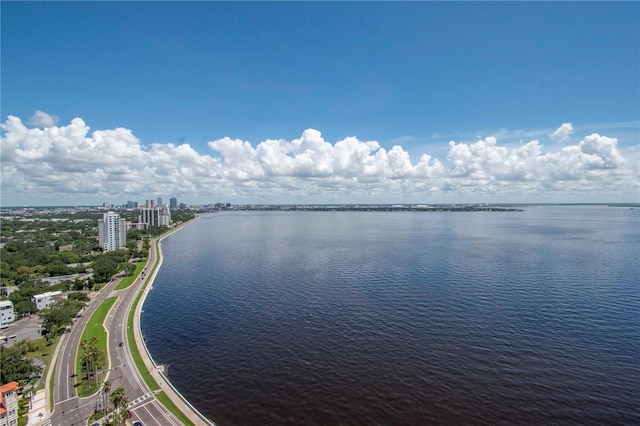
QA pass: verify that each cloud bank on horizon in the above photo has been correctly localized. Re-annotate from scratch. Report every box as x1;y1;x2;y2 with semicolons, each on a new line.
1;112;638;206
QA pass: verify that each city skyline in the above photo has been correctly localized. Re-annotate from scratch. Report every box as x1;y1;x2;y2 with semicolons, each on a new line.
1;2;638;206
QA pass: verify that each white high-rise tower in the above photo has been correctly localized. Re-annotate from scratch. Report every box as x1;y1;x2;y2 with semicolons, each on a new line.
98;211;126;251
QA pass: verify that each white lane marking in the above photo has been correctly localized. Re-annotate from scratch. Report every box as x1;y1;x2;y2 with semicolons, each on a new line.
57;396;76;404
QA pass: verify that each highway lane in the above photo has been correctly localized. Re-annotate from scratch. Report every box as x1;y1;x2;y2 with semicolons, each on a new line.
104;254;182;426
52;239;183;425
52;275;122;425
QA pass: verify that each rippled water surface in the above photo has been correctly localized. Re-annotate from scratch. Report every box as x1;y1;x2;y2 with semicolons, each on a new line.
141;206;640;424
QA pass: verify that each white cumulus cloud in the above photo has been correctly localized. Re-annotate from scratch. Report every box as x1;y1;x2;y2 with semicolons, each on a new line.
28;110;59;127
1;115;638;205
549;122;574;143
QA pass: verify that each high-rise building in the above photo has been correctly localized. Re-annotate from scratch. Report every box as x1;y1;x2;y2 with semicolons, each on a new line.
98;211;127;251
126;200;138;209
139;205;171;227
159;204;171;226
145;199;155;209
170;197;178;210
157;197;163;208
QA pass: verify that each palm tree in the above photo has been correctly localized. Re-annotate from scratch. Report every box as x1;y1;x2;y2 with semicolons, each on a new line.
102;380;111;416
80;339;88;380
118;395;130;425
110;386;129;424
110;386;129;425
89;337;100;386
110;386;125;410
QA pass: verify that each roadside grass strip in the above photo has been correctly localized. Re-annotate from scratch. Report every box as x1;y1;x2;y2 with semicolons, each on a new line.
49;355;57;410
115;260;147;290
127;237;162;391
126;292;160;391
76;296;117;397
156;391;196;426
25;336;60;391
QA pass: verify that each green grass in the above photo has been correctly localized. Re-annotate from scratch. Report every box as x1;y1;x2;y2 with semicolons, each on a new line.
24;335;60;391
76;296;117;397
126;238;162;391
156;391;196;426
115;260;147;290
126;291;159;391
49;355;56;411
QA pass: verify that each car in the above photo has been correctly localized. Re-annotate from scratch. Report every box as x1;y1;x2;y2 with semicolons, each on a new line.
119;341;124;347
133;422;143;426
125;410;132;418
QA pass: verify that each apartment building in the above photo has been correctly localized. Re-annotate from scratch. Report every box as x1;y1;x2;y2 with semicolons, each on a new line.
98;211;127;251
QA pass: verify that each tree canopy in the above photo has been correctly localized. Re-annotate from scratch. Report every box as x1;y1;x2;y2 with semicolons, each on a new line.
39;298;85;341
0;344;42;385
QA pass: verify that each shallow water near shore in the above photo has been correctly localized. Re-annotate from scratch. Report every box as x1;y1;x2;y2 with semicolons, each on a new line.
141;205;640;424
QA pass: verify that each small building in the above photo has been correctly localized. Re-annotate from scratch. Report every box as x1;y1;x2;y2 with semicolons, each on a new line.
0;301;14;328
125;221;148;231
32;291;67;311
0;381;19;426
39;272;93;286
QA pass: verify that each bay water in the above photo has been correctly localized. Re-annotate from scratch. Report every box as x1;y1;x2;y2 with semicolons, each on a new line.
141;205;640;424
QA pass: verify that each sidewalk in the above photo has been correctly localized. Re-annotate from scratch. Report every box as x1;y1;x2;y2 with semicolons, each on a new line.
26;389;47;426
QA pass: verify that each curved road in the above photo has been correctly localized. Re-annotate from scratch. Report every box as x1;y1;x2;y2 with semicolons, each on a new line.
51;229;208;426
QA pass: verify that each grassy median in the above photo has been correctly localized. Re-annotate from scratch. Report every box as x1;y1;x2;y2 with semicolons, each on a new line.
76;296;117;397
115;260;147;290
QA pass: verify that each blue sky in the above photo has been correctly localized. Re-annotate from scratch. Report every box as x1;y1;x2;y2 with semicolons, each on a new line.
1;1;639;206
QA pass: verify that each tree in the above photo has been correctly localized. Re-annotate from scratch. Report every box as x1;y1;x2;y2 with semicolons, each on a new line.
0;345;42;385
71;279;86;291
92;255;118;282
126;239;138;258
39;298;85;342
116;261;136;278
80;339;91;381
68;292;90;302
44;262;70;276
109;387;129;425
141;238;150;256
14;300;37;317
110;386;126;410
102;380;111;416
81;337;102;385
92;251;127;282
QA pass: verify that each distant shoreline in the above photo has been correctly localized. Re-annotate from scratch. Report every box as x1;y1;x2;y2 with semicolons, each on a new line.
232;205;525;212
1;202;639;210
